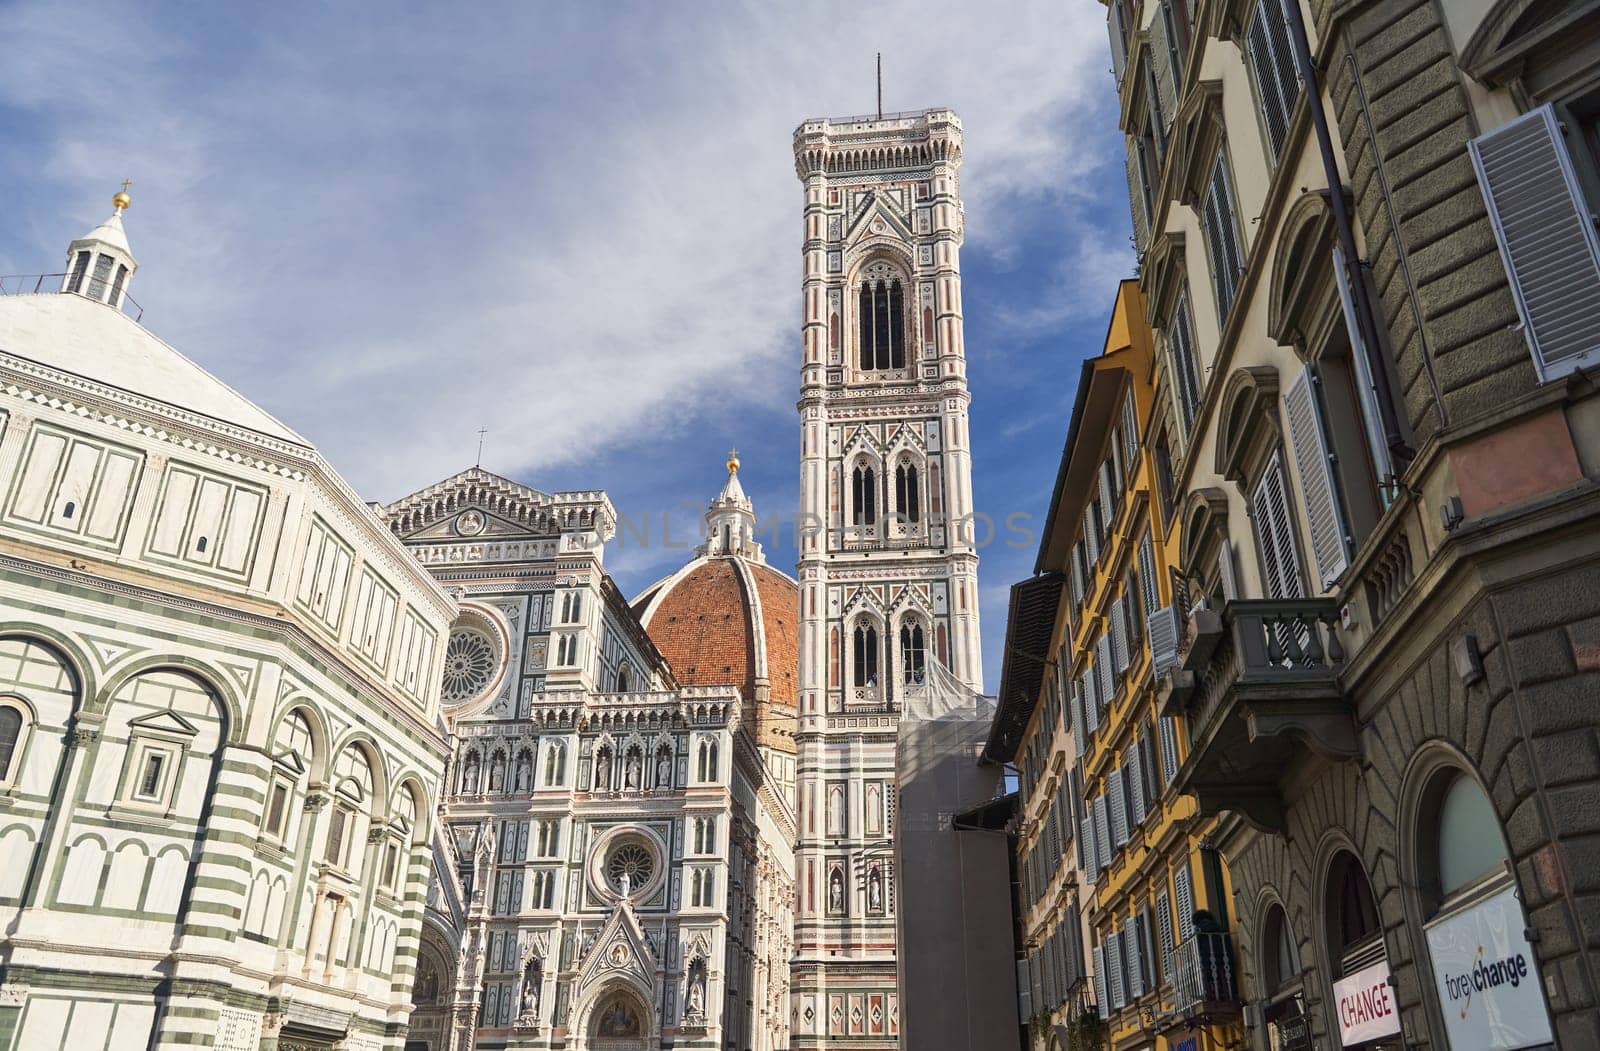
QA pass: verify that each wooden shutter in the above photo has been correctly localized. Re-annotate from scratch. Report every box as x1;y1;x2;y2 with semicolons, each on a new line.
1156;888;1176;971
1108;931;1125;1008
1149;604;1180;674
1471;104;1600;380
1332;244;1395;486
1080;816;1096;882
1124;916;1144;999
1174;862;1196;943
1093;944;1108;1014
1084;506;1100;564
1094;795;1112;872
1017;958;1033;1021
1112;598;1130;673
1100;460;1117;523
1107;1;1129;83
1252;451;1305;600
1160;716;1181;785
1149;11;1177;142
1123;390;1141;469
1283;365;1350;587
1139;534;1159;620
1097;634;1114;706
1069;680;1085;758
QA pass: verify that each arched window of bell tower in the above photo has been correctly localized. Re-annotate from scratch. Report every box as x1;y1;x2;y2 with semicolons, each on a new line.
855;260;908;372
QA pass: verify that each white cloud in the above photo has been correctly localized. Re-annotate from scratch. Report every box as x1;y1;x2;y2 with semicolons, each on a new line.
0;0;1119;507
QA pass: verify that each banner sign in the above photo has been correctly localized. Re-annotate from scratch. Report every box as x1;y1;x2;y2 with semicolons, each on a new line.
1331;959;1401;1045
1425;884;1554;1050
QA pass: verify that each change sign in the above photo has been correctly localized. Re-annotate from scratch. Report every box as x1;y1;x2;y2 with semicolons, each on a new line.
1331;960;1401;1045
1425;884;1553;1050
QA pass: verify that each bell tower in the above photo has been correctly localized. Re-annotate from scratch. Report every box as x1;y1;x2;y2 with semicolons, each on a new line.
790;108;982;1049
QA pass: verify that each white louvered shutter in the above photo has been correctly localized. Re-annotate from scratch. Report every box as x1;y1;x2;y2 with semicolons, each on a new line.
1070;545;1086;604
1126;135;1150;253
1470;103;1600;380
1139;534;1158;620
1332;244;1396;487
1107;1;1129;83
1099;460;1117;522
1069;681;1084;757
1160;716;1181;785
1149;11;1176;146
1149;605;1179;674
1112;598;1130;673
1125;916;1144;1000
1139;909;1159;990
1109;768;1129;847
1123;389;1141;468
1079;815;1093;880
1082;673;1099;734
1108;931;1125;1008
1156;888;1175;974
1127;743;1146;826
1283;365;1349;588
1094;795;1112;872
1017;957;1032;1021
1252;451;1305;600
1084;506;1100;563
1097;634;1114;706
1093;944;1108;1013
1174;862;1196;943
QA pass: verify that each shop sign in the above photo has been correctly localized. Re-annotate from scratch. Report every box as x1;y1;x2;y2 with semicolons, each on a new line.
1331;959;1401;1045
1425;884;1554;1050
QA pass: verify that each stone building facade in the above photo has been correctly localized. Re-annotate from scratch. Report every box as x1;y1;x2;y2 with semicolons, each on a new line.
0;198;455;1050
389;462;794;1051
1101;0;1600;1047
790;106;984;1050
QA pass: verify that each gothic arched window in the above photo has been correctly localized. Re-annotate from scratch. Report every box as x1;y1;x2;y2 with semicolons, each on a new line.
615;662;631;693
900;623;926;684
857;272;906;371
853;624;880;687
852;465;877;526
895;462;921;523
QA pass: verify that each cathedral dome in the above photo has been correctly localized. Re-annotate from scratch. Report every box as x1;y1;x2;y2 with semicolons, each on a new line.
633;456;798;755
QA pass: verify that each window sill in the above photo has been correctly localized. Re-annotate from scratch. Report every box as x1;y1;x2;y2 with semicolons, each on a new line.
254;835;292;863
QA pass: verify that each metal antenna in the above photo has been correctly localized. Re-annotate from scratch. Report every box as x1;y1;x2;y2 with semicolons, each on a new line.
476;427;488;467
876;53;883;119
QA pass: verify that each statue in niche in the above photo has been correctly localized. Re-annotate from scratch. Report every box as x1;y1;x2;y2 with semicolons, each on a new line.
829;869;845;913
868;865;883;913
488;753;505;792
460;753;480;794
687;967;706;1021
520;958;542;1021
624;750;641;789
655;748;672;788
513;753;531;791
594;748;611;790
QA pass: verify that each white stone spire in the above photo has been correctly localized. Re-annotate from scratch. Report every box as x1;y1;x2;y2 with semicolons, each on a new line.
698;449;765;562
61;183;139;310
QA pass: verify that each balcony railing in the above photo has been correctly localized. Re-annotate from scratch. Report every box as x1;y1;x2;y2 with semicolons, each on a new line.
0;274;144;322
1164;932;1240;1016
1158;598;1356;832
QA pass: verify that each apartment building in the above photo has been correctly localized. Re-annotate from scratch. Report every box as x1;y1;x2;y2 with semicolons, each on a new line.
1104;0;1600;1047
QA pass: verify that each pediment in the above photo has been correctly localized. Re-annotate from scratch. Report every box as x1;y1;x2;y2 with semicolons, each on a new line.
381;467;562;540
128;709;199;737
575;901;657;995
844;191;915;246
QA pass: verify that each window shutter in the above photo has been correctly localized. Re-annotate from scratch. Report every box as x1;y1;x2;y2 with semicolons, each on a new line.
1156;888;1175;970
1149;605;1179;675
1080;816;1096;882
1109;768;1129;847
1112;598;1130;674
1017;957;1033;1021
1174;862;1196;943
1139;909;1159;989
1149;12;1177;143
1125;916;1144;1000
1160;716;1181;785
1108;931;1126;1009
1081;673;1099;734
1127;743;1147;826
1470;103;1600;380
1218;537;1242;600
1283;365;1350;588
1107;1;1129;83
1246;0;1292;159
1126;135;1151;252
1093;944;1108;1013
1251;452;1305;600
1333;244;1395;487
1169;291;1201;435
1097;634;1114;706
1099;461;1116;524
1201;149;1244;322
1094;795;1112;872
1139;534;1158;621
1069;680;1084;756
1124;390;1141;468
1084;506;1100;563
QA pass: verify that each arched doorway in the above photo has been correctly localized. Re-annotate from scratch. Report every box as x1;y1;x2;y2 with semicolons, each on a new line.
585;985;653;1051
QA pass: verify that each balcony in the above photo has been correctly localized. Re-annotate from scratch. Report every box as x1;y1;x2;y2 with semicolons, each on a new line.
1163;932;1240;1019
1158;599;1357;833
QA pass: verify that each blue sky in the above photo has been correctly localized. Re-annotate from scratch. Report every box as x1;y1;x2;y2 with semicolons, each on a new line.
0;1;1131;691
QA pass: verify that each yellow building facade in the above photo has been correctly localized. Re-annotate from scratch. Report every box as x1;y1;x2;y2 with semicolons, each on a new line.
993;280;1248;1051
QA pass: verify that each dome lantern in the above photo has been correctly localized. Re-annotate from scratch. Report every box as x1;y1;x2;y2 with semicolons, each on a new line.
61;181;139;310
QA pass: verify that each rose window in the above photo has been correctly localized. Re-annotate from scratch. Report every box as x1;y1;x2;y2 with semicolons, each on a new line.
605;842;655;895
441;628;496;702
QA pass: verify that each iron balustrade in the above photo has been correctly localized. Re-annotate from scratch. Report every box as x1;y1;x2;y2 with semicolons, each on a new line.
0;273;144;322
1164;931;1239;1014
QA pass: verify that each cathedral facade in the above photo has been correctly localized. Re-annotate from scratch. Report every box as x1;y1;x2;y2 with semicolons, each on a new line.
391;462;795;1051
789;108;983;1049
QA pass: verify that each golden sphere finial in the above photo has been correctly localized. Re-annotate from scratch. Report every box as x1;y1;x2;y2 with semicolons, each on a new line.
726;448;740;474
112;178;132;212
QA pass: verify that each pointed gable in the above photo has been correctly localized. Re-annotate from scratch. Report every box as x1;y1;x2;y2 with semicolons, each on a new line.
380;467;562;540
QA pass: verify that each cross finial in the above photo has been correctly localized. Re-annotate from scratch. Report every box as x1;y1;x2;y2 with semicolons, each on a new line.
876;53;883;120
476;427;488;467
726;447;740;474
112;178;132;213
121;178;132;193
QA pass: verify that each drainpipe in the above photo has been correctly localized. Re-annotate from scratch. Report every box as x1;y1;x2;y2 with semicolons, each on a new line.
1281;0;1412;467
